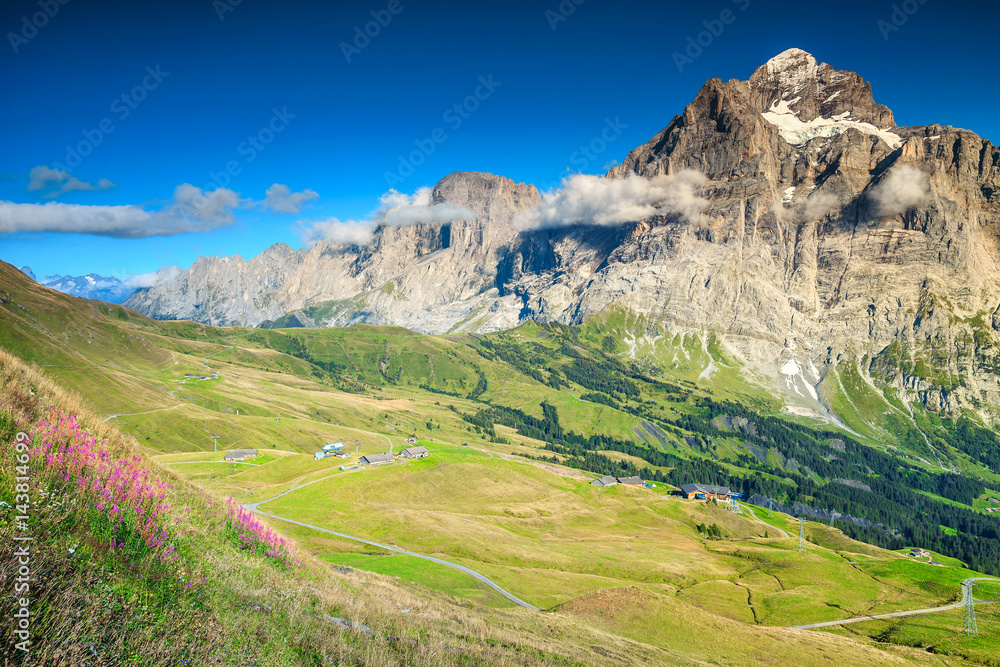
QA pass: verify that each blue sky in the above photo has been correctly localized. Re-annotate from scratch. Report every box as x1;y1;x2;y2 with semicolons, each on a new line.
1;0;997;281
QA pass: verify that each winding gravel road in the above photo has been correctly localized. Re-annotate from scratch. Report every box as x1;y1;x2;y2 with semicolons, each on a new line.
166;460;258;466
788;577;1000;630
244;467;540;611
253;509;540;611
738;503;790;539
103;403;183;423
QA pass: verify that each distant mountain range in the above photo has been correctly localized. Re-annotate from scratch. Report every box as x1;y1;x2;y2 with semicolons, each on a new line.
19;266;136;304
122;48;1000;424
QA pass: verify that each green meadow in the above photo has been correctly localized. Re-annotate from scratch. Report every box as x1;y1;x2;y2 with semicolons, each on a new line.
3;261;1000;664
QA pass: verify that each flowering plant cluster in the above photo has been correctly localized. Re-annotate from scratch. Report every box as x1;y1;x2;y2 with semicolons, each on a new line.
30;408;176;561
226;498;300;567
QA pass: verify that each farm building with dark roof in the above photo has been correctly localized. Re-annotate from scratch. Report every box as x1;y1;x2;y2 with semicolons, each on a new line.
360;452;395;466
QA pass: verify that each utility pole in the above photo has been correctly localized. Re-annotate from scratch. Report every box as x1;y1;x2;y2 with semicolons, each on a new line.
798;518;806;553
965;582;979;636
211;434;220;453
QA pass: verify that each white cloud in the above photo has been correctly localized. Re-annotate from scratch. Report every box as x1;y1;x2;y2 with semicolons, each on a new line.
27;165;116;198
373;188;419;216
0;201;151;237
263;183;319;214
515;171;708;230
870;165;930;216
123;266;182;289
162;184;241;224
782;190;840;222
0;184;241;238
379;187;475;227
298;218;375;246
297;187;475;247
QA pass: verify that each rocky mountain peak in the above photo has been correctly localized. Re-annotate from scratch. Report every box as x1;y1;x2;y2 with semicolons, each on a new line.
431;171;541;227
749;47;895;135
753;47;819;96
610;48;903;181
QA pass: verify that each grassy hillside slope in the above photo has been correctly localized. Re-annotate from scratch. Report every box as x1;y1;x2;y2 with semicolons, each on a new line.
3;260;1000;663
1;347;980;666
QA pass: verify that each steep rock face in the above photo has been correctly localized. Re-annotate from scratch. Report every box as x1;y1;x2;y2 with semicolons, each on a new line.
126;173;540;331
125;49;1000;419
125;243;303;325
513;49;1000;418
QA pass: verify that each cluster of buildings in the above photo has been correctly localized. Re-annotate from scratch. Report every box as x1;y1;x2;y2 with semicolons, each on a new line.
359;445;428;466
315;442;349;460
228;440;432;465
591;477;744;502
309;438;430;466
678;483;737;500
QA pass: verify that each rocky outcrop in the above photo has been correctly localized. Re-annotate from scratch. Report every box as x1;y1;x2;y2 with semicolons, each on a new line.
125;49;1000;420
125;243;302;324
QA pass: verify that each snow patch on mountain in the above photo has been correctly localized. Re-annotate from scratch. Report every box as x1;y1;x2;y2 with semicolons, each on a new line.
762;99;902;148
780;358;819;401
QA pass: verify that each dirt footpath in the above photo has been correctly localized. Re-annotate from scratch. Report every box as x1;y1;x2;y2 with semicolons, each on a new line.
491;451;591;480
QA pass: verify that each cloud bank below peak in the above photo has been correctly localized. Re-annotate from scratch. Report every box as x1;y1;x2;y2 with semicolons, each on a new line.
123;266;183;289
515;171;708;230
298;173;710;247
298;187;475;247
